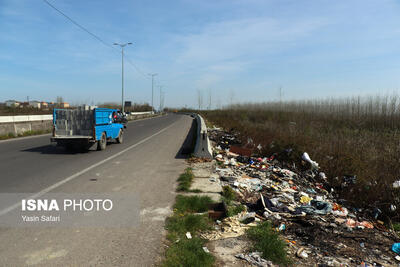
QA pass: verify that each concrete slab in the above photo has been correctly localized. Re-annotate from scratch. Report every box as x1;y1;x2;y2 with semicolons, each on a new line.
192;168;212;178
191;178;222;193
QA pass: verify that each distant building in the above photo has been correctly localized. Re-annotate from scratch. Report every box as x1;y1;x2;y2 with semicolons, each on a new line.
19;102;30;108
29;101;41;109
5;100;20;107
60;102;70;108
41;102;48;109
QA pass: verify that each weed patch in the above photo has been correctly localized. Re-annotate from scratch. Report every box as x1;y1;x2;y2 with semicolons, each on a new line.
246;222;291;265
177;168;194;192
162;237;214;267
221;185;236;204
226;204;246;217
174;195;214;214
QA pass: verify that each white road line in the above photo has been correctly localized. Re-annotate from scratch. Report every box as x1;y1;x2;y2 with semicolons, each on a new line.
0;121;177;216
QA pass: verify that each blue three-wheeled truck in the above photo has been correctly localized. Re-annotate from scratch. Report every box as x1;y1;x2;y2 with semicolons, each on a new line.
50;106;126;151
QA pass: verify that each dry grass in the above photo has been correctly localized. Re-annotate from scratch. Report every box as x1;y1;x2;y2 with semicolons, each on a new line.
200;95;400;220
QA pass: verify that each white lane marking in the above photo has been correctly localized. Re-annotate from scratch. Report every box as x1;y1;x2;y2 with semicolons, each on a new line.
0;121;177;216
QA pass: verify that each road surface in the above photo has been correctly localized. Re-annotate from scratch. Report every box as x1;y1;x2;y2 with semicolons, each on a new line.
0;114;194;266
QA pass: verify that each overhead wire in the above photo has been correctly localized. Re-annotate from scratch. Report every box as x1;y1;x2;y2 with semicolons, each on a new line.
41;0;151;80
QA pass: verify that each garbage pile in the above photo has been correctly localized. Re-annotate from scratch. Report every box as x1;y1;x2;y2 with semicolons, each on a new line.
204;127;400;266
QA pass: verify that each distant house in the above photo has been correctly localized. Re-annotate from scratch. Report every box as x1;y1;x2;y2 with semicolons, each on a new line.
19;102;30;108
60;102;70;108
28;101;41;109
41;102;49;109
5;100;20;107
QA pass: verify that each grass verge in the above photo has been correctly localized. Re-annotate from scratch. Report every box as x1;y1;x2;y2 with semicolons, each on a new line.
177;168;194;192
163;237;214;267
246;222;291;265
174;195;214;214
163;191;215;266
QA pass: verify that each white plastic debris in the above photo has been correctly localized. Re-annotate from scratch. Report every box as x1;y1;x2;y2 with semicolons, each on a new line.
202;246;210;253
186;232;192;239
393;180;400;189
302;152;319;169
319;172;327;180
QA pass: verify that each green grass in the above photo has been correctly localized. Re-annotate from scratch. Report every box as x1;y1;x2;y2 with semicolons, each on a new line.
226;204;246;217
162;237;214;267
177;168;194;192
166;213;212;239
163;201;215;266
246;222;292;265
221;185;236;204
0;129;51;140
174;195;214;214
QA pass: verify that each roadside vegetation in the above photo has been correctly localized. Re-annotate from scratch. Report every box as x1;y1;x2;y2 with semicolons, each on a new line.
0;129;51;140
163;178;215;266
176;168;201;193
200;95;400;220
246;222;292;265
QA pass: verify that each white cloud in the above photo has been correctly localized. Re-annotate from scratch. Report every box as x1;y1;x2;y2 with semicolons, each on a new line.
175;16;327;66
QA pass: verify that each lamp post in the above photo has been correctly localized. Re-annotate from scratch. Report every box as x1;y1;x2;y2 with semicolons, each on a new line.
148;73;157;114
113;42;132;114
159;85;163;112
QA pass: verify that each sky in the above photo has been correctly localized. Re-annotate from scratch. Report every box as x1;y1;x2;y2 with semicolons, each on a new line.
1;0;400;108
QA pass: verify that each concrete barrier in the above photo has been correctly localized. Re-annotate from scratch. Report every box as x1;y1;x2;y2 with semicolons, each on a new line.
193;114;213;159
0;111;156;137
0;114;53;123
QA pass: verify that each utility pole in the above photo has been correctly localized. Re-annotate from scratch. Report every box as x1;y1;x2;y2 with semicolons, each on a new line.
159;85;163;112
148;73;157;114
113;42;132;114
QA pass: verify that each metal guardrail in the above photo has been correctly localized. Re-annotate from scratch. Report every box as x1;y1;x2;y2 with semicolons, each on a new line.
193;114;213;159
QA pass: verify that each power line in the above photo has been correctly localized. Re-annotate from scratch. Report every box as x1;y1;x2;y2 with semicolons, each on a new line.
42;0;151;80
42;0;115;51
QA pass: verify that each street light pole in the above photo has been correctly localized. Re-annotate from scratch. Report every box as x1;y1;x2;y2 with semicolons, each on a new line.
159;85;163;112
114;42;132;114
148;73;157;114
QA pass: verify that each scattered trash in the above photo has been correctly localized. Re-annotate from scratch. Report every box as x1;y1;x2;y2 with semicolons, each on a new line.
296;248;308;259
198;127;400;266
202;246;210;253
302;152;319;169
392;243;400;255
185;232;192;239
235;252;273;267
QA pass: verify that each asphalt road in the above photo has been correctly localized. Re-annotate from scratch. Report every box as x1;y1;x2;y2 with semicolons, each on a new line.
0;113;194;266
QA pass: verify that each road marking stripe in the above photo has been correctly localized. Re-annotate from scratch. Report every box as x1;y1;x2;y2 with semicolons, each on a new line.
0;121;177;216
